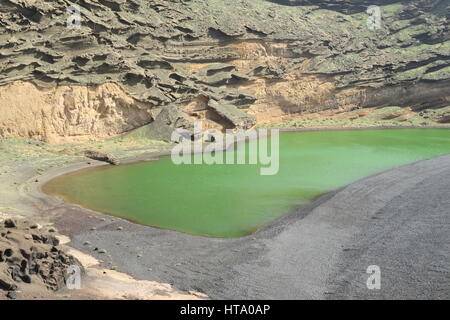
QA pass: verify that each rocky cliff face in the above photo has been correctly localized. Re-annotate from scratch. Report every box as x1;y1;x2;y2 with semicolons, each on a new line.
0;0;449;141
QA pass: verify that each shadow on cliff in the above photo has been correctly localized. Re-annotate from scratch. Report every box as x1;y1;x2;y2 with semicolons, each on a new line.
264;0;407;14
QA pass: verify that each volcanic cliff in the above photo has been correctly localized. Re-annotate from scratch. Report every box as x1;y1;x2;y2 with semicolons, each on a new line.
0;0;449;142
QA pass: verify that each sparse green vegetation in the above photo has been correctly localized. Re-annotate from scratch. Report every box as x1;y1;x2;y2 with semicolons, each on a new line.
259;106;450;130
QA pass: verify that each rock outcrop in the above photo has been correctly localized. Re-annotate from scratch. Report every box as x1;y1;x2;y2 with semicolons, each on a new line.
0;0;449;141
208;103;256;130
0;218;83;298
0;81;154;143
83;150;120;165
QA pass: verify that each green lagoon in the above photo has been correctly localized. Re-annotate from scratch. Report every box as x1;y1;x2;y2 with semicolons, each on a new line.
44;129;450;238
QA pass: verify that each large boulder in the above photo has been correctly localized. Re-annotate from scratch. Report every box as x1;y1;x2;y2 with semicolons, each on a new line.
132;106;194;142
0;218;84;298
83;150;120;165
208;103;256;130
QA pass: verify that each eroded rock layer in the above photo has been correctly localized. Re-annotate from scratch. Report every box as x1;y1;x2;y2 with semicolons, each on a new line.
0;218;83;298
0;0;449;141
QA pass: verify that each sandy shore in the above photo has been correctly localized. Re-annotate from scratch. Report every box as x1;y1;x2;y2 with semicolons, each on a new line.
1;128;450;299
0;139;205;299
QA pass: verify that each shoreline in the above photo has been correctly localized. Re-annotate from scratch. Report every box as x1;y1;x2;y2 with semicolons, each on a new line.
50;154;450;299
2;125;450;299
37;126;450;238
39;124;450;190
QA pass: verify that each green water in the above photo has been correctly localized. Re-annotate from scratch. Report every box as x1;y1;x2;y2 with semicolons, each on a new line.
44;129;450;238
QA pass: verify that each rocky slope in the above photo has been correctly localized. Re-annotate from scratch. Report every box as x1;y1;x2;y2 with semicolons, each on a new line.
0;0;449;142
0;217;83;299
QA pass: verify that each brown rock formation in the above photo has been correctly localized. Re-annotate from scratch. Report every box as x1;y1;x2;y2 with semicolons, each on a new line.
0;0;449;142
0;218;83;298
